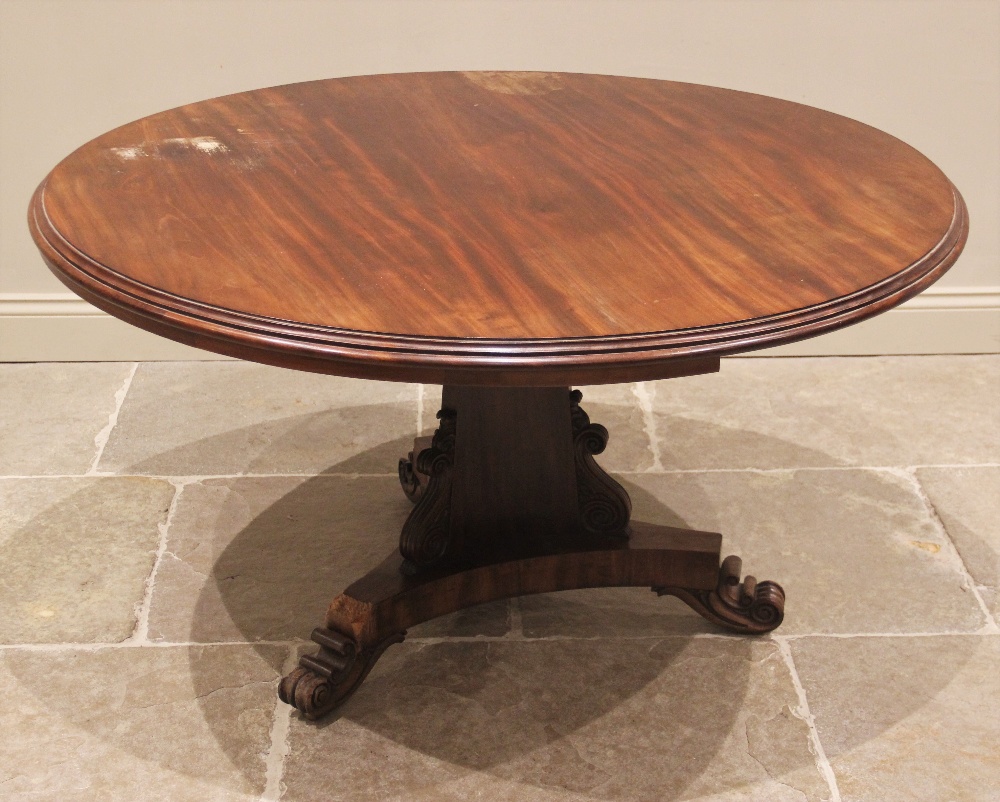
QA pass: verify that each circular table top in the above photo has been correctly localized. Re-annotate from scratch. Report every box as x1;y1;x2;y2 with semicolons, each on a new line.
30;71;967;385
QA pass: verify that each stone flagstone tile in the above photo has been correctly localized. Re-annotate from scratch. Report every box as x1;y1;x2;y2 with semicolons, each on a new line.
148;475;509;643
0;644;283;801
0;362;134;476
98;362;418;476
0;477;174;644
917;466;1000;620
524;470;986;638
790;635;1000;802
420;383;652;472
281;638;831;801
648;355;1000;469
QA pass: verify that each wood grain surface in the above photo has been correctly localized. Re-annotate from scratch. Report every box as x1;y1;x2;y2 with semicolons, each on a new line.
29;72;967;384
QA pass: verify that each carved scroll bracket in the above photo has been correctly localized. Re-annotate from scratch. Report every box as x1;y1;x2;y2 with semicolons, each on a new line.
570;390;631;536
279;626;404;720
654;555;785;634
398;409;457;573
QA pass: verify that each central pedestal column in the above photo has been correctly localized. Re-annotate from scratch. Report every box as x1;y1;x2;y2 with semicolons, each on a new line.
399;386;632;572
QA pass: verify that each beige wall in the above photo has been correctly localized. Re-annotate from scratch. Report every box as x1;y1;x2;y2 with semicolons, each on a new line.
1;0;998;357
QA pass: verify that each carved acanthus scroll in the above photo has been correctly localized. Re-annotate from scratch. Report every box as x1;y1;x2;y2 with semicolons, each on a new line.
398;409;457;573
654;555;785;634
279;626;404;720
570;390;631;536
398;453;423;503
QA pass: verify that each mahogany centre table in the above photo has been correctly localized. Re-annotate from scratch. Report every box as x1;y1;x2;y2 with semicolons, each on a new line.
29;72;968;720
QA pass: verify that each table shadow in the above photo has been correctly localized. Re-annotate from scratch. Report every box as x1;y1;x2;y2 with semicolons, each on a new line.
196;424;757;799
4;399;980;799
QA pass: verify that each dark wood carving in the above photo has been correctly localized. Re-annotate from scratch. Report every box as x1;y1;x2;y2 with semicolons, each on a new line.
288;382;787;722
283;383;787;721
279;626;404;720
281;521;723;718
400;388;632;543
399;436;434;503
397;453;422;503
654;555;785;634
398;410;457;573
570;390;632;536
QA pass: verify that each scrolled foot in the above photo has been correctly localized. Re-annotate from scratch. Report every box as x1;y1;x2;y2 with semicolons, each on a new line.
654;555;785;634
279;626;404;720
279;665;336;718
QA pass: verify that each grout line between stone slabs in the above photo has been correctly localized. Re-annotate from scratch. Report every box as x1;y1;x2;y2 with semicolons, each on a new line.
777;630;999;640
618;463;1000;476
4;629;997;653
125;478;189;646
0;639;300;652
3;464;1000;482
405;632;735;644
0;472;401;481
404;629;1000;644
775;637;843;802
899;467;1000;633
86;361;138;475
416;382;424;435
631;381;665;472
261;645;299;802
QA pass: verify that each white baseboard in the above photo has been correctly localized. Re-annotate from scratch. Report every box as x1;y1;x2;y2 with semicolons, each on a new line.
1;287;998;361
0;293;226;361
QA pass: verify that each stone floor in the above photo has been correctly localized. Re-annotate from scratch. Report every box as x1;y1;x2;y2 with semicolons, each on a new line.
0;356;997;801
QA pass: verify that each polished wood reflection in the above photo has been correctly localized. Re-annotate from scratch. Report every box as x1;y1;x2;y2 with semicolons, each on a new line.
30;72;966;384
